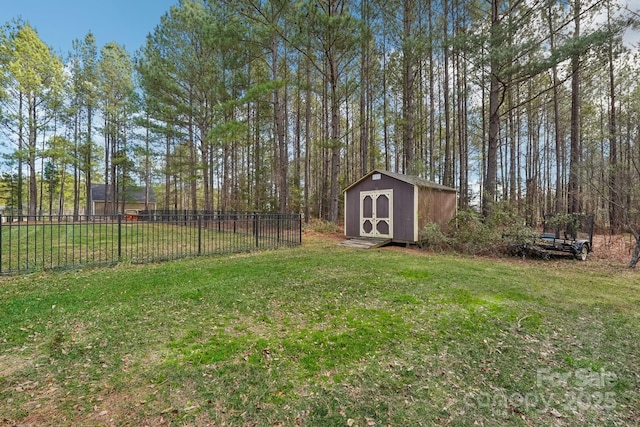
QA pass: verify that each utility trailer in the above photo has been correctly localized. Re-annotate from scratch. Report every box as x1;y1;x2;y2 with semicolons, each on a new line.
509;214;594;261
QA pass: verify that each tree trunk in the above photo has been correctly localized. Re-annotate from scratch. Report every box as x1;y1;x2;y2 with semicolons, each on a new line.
58;163;66;219
548;2;563;215
607;19;620;232
568;0;581;214
457;46;469;208
188;107;197;212
200;120;212;212
483;0;501;219
428;2;435;181
443;0;452;186
403;0;416;175
508;84;517;203
104;117;111;215
28;97;38;216
328;62;341;223
272;33;288;213
327;0;341;223
85;104;93;217
383;34;390;172
73;97;80;218
359;0;370;176
628;225;640;268
164;130;171;211
304;51;311;223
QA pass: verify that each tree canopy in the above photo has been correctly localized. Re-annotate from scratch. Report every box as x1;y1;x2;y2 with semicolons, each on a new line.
1;0;639;235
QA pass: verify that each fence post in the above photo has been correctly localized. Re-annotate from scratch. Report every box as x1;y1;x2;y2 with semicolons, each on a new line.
277;215;281;245
117;213;122;261
254;214;259;248
299;214;302;245
197;214;202;255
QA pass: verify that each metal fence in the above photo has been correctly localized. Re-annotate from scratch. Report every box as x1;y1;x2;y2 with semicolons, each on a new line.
0;211;302;275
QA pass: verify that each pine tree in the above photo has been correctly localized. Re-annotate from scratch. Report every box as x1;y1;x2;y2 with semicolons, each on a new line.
6;23;65;215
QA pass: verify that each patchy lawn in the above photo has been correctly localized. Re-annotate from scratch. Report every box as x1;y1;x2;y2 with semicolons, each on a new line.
1;233;638;426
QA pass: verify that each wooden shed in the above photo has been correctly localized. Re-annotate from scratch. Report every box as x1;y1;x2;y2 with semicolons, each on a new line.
343;170;457;244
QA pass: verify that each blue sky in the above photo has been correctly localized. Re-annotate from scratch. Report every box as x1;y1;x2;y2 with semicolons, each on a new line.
3;1;639;56
1;0;179;56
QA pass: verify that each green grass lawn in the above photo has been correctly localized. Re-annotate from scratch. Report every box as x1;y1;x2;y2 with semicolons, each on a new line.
1;235;638;426
0;218;295;274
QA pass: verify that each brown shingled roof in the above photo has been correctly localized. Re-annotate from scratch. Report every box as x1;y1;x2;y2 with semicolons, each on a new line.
343;170;457;193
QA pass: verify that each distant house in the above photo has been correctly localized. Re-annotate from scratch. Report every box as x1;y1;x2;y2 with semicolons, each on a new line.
343;170;457;244
90;184;156;215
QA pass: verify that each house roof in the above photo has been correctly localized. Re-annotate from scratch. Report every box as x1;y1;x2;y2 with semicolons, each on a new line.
91;184;157;204
343;170;457;193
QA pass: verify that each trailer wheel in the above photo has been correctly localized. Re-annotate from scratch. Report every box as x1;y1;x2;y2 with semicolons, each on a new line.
576;245;588;261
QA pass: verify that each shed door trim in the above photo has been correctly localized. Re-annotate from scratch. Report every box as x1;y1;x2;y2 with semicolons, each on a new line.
360;190;393;239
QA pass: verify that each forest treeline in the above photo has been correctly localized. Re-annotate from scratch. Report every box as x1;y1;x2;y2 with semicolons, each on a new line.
1;0;639;233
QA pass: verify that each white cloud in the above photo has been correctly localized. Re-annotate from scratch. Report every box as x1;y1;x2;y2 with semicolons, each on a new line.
588;1;640;47
623;0;640;47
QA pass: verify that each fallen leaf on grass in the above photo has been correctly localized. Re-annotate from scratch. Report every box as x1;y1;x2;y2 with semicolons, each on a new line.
549;408;563;418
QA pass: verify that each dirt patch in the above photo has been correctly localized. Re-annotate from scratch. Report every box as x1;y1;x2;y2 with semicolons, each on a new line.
302;229;343;243
589;233;636;263
8;382;165;427
2;373;65;427
0;354;33;378
78;387;155;426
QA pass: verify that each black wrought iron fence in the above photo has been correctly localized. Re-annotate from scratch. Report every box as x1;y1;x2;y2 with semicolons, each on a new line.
0;211;302;275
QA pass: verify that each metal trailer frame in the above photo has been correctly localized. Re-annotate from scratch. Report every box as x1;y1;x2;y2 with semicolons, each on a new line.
510;214;594;261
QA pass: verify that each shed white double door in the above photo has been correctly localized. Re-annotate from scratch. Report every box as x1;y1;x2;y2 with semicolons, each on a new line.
360;190;393;239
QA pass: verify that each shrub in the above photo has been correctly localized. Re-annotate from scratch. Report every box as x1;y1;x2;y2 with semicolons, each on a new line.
491;203;538;245
447;209;500;255
421;206;538;256
419;222;451;251
305;219;339;234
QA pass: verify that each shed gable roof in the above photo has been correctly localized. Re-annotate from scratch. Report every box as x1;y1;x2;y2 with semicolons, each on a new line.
344;170;457;193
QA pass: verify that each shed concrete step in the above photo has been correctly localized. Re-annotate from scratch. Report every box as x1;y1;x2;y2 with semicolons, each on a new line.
339;237;391;249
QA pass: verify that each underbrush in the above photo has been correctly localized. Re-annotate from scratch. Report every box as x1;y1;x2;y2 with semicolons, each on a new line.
420;207;537;256
304;218;341;234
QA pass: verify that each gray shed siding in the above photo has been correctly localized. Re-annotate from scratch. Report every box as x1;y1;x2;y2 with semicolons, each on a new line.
344;173;416;243
344;170;457;244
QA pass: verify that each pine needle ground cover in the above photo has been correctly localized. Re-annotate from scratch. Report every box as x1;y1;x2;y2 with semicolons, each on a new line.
1;236;638;426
